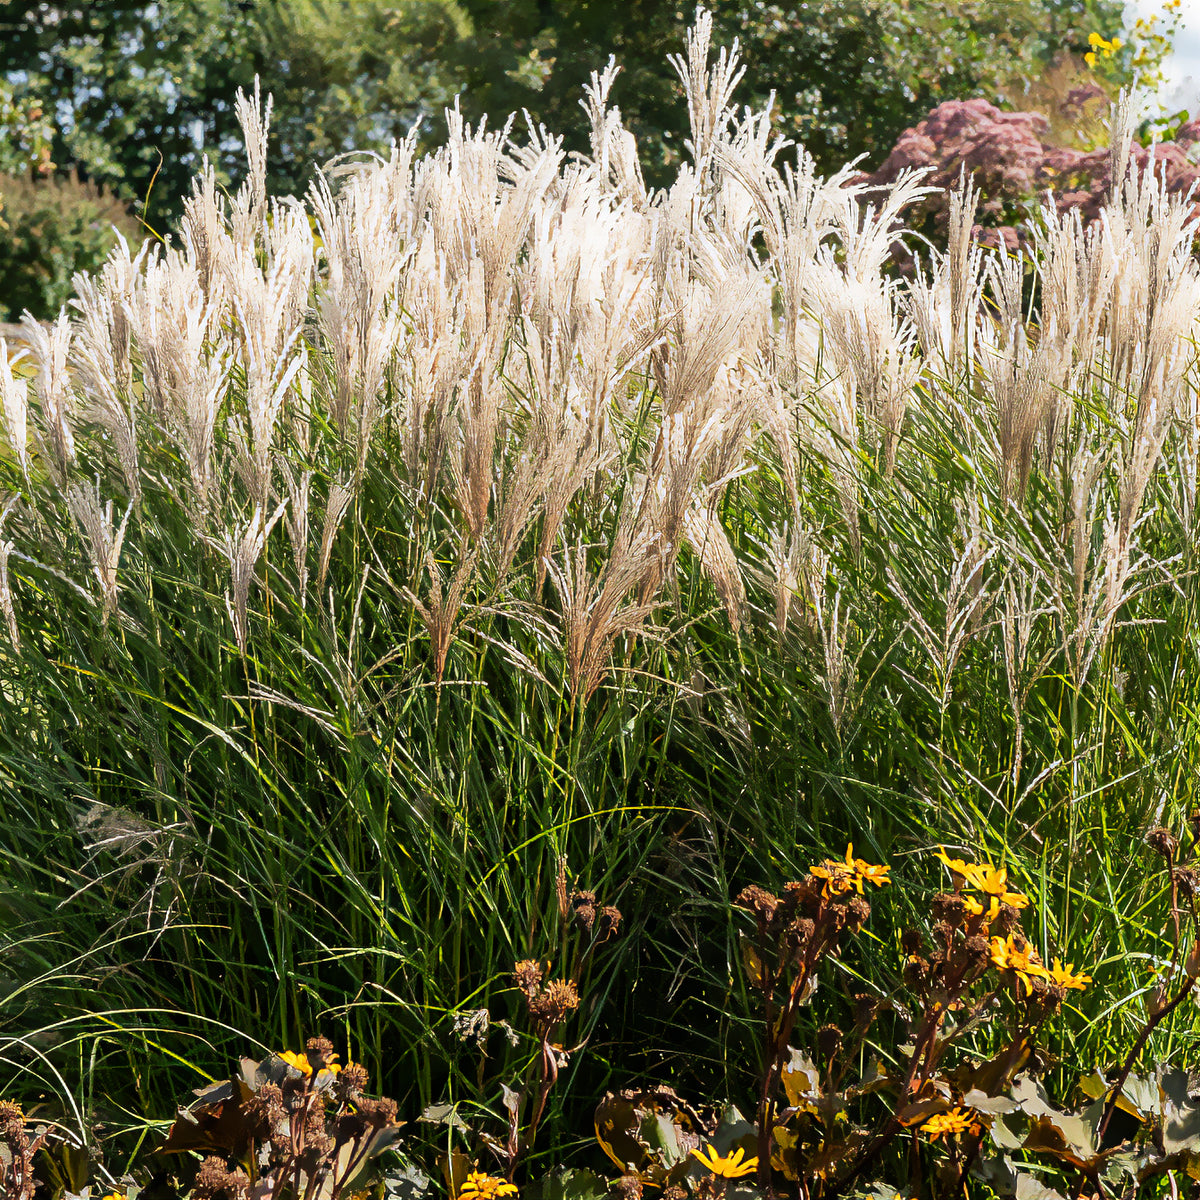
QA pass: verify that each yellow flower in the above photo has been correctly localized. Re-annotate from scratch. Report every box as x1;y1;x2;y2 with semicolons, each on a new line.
809;860;854;897
277;1049;341;1077
989;935;1050;996
812;844;890;897
935;851;1030;919
1049;958;1092;991
691;1143;759;1179
1086;31;1120;59
973;865;1029;910
920;1107;976;1141
935;847;977;881
845;844;891;890
279;1050;313;1075
101;1193;127;1200
458;1172;518;1200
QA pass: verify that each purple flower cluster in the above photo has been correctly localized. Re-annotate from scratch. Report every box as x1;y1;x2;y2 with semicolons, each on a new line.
861;95;1200;252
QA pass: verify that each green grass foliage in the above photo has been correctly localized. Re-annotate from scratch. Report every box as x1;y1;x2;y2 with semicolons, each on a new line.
0;16;1198;1188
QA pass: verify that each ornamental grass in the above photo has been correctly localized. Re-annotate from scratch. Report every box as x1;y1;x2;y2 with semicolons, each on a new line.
2;9;1200;1199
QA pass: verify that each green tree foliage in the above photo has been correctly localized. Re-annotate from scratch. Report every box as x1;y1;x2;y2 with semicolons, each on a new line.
0;81;53;177
453;0;1132;182
2;0;1139;226
0;170;140;320
0;0;469;225
1;1;265;226
253;0;470;175
0;78;137;321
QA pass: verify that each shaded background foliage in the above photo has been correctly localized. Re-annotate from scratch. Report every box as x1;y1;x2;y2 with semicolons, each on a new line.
0;0;1136;319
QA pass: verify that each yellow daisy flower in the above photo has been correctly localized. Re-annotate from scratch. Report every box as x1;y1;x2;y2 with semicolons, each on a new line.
935;847;977;882
278;1049;341;1077
691;1143;759;1178
989;935;1050;996
1049;958;1092;991
973;865;1029;910
811;845;890;897
458;1172;518;1200
921;1107;976;1141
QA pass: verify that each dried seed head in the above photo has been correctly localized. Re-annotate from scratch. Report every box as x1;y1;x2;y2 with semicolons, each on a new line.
992;903;1022;935
1148;827;1179;859
610;1175;644;1200
786;916;816;958
193;1156;249;1199
305;1036;336;1069
900;928;924;956
340;1062;370;1093
514;959;544;996
194;1156;228;1194
964;935;990;971
597;905;623;940
528;978;580;1025
1176;867;1200;901
816;1023;843;1063
736;884;780;928
0;1100;23;1141
258;1082;286;1122
304;1104;329;1142
571;889;598;932
931;893;967;925
783;878;823;917
826;901;848;934
852;993;878;1027
845;894;871;933
356;1095;399;1125
1026;972;1049;999
903;956;930;989
1042;981;1067;1012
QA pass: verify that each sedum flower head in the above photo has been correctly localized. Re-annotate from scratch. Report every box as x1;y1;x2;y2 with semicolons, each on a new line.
691;1143;759;1178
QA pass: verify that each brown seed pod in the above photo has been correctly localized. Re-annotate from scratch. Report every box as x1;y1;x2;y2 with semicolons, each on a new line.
1148;827;1179;859
845;894;871;933
514;959;544;996
931;893;967;925
816;1023;843;1063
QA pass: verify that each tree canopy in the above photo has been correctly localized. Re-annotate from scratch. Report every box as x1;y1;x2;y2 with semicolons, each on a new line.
4;0;1134;210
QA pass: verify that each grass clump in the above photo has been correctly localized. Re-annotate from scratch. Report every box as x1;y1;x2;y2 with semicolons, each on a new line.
7;833;1200;1197
1;9;1200;1198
